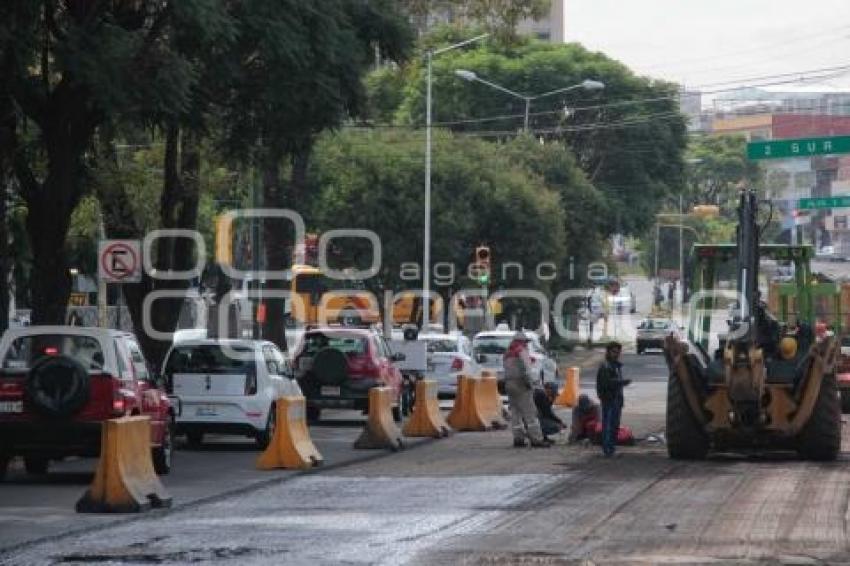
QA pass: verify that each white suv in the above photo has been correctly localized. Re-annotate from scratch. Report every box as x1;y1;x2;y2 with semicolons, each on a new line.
473;328;558;390
161;339;301;448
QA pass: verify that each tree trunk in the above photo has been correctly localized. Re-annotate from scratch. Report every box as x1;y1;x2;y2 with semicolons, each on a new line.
100;125;201;371
0;89;14;333
25;151;81;325
289;144;311;211
260;148;288;351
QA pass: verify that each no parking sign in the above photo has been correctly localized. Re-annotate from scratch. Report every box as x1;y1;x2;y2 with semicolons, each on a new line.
98;240;142;283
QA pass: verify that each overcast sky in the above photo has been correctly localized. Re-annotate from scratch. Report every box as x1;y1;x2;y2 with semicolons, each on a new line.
564;1;850;95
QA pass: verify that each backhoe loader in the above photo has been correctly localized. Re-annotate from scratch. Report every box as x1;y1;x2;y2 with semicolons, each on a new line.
664;189;841;460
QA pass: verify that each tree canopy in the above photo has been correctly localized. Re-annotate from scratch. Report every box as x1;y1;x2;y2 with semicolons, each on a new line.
369;36;688;236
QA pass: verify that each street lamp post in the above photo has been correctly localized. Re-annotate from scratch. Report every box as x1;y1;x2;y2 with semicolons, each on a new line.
423;33;488;328
454;70;605;132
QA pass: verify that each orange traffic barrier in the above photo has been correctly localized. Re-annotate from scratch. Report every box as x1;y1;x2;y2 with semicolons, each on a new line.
554;366;580;407
478;374;507;429
354;387;405;451
402;379;451;438
76;416;172;513
446;375;489;431
257;397;323;470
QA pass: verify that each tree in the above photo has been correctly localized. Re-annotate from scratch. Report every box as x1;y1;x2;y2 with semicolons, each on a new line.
462;0;550;42
305;128;567;307
686;135;761;212
400;1;551;41
93;4;236;369
218;0;413;350
0;2;224;325
500;136;607;285
371;37;688;237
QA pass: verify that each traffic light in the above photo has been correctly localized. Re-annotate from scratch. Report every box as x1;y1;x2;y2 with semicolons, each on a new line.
215;213;233;265
474;245;491;286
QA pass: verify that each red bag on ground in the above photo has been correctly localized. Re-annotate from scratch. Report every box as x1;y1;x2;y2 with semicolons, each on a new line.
590;422;635;446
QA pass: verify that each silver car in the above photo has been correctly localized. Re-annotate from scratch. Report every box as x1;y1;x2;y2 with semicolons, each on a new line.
420;333;477;398
636;318;676;354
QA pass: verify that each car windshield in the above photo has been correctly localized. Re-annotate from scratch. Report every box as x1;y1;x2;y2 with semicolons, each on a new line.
165;344;254;374
2;334;105;372
474;336;512;354
425;338;457;353
644;320;671;330
302;333;368;356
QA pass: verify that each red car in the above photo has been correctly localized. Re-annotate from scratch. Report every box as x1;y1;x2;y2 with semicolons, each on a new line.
0;326;175;479
293;327;404;422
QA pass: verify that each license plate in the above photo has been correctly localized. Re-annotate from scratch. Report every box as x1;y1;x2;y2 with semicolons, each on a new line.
321;386;341;396
0;400;23;413
195;405;218;417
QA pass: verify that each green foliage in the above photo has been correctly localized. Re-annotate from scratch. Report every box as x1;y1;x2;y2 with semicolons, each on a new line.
305;129;566;292
463;0;551;42
369;36;688;236
686;135;762;213
220;0;413;163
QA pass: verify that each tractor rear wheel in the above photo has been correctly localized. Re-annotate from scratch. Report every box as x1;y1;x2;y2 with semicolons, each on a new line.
797;372;841;461
666;370;709;460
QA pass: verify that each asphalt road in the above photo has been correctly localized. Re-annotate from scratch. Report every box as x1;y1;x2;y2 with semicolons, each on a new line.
5;334;850;564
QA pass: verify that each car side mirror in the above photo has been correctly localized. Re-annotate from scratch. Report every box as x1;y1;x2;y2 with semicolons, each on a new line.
391;352;406;362
475;353;486;364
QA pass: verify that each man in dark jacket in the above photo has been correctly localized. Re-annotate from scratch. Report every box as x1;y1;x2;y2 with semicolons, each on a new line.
596;342;631;457
534;383;566;441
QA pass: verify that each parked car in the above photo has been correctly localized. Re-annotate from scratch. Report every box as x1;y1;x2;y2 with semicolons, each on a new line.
419;332;478;399
0;326;174;480
162;339;300;448
636;318;677;354
816;245;836;261
472;326;558;391
293;327;404;422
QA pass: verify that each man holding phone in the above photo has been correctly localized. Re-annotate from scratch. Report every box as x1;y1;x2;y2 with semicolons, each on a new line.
596;341;631;457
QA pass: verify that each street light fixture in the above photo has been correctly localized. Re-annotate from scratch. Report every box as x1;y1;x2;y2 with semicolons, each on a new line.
454;69;605;131
423;33;489;328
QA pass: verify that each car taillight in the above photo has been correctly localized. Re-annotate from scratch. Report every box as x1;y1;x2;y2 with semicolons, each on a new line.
349;356;378;377
109;377;126;416
451;358;464;371
245;369;257;395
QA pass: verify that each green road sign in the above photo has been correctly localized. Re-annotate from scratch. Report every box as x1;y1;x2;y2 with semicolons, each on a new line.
747;135;850;160
798;195;850;210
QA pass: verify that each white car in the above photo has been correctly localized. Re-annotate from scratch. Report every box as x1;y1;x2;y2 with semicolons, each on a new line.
817;245;836;261
472;328;558;389
162;339;301;448
419;333;478;398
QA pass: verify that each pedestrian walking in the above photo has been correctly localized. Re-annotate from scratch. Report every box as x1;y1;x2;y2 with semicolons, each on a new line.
503;332;550;448
596;342;631;457
653;283;663;308
668;281;677;309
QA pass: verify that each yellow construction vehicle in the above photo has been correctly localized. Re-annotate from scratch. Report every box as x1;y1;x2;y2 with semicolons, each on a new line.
664;189;841;460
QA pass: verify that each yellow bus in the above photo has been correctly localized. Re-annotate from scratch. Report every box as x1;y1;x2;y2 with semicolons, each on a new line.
287;264;380;326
